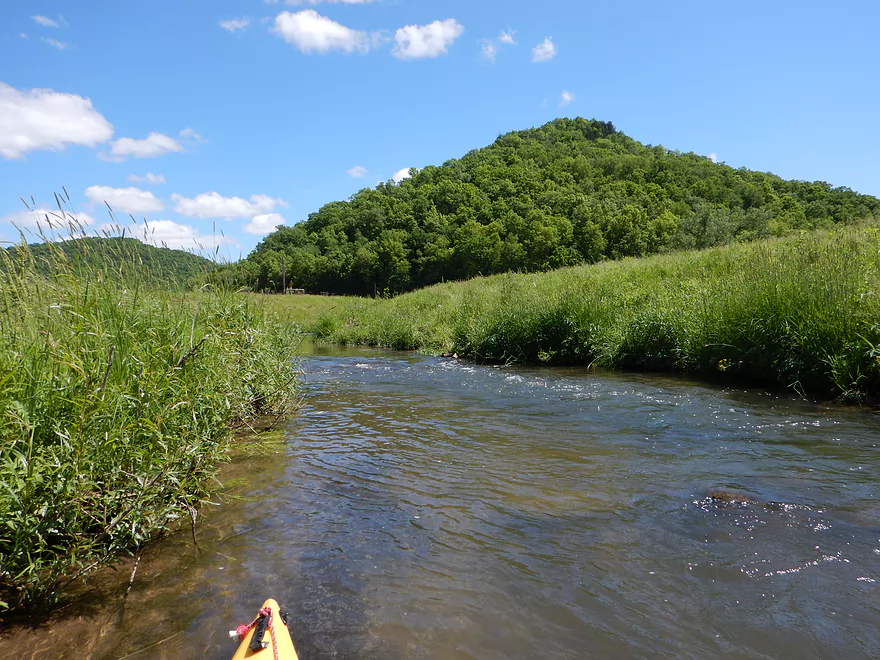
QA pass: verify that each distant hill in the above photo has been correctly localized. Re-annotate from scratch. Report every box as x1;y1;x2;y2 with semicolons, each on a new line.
5;237;216;287
225;117;880;295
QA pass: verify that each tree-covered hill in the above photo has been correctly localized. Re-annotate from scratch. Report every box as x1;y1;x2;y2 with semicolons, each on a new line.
5;237;216;287
227;118;880;295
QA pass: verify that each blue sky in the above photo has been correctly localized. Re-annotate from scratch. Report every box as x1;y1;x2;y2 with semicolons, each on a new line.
1;0;878;258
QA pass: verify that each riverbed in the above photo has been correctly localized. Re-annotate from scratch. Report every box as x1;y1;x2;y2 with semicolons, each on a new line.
2;344;878;658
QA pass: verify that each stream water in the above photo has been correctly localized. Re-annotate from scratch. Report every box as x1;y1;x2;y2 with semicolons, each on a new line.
2;344;878;658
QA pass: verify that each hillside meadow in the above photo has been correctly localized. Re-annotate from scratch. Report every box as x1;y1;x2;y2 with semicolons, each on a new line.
247;292;347;328
311;224;880;400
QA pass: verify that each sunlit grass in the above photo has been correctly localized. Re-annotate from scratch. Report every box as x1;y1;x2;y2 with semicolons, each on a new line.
0;202;301;612
314;224;880;400
245;293;351;329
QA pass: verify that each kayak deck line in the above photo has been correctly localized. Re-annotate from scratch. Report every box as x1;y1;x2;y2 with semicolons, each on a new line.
230;598;299;660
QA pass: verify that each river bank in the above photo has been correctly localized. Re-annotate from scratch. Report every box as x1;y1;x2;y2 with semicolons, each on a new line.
0;424;292;658
312;224;880;401
1;345;876;659
0;234;300;613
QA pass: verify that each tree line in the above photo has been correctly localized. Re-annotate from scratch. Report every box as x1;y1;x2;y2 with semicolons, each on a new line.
216;118;880;295
5;237;216;288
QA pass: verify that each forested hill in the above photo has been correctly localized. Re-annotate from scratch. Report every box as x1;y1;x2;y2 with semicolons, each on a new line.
5;237;216;286
232;118;880;295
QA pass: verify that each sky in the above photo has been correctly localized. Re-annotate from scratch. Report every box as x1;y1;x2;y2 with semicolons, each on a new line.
1;0;879;259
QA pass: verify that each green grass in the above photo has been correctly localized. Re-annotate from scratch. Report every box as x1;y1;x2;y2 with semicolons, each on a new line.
0;215;300;612
244;293;351;330
313;224;880;400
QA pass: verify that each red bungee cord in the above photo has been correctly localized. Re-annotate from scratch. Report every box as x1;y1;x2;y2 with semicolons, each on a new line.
231;606;280;660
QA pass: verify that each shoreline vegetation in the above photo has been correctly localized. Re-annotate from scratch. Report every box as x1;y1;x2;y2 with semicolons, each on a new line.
311;224;880;401
0;216;300;613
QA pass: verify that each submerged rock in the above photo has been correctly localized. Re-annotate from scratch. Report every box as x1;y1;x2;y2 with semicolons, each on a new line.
704;489;758;506
698;489;790;512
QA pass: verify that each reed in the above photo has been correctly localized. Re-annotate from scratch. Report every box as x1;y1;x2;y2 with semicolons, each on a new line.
314;224;880;399
0;204;300;611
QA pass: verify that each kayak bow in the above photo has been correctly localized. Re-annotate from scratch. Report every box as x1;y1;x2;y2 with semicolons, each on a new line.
230;598;299;660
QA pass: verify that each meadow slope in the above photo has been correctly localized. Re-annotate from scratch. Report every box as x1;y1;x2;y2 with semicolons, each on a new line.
313;225;880;400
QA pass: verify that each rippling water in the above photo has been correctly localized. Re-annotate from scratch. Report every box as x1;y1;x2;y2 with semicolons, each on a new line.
4;344;878;658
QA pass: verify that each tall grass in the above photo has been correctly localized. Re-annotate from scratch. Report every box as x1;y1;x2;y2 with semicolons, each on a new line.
247;293;347;329
314;224;880;399
0;208;300;612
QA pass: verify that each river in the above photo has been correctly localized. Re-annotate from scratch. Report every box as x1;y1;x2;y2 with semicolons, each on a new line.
2;344;878;658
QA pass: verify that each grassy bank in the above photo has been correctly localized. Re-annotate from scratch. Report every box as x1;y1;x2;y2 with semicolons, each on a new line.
314;224;880;400
0;230;300;612
247;293;348;328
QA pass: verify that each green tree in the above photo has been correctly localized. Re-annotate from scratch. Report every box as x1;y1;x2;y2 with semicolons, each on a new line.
604;205;648;258
232;117;879;294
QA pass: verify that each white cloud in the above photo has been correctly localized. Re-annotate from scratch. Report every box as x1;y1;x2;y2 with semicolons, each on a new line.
20;33;29;39
393;18;464;59
106;219;238;250
560;90;575;107
127;172;166;185
32;15;59;28
347;165;368;178
272;10;370;54
244;213;286;235
532;37;556;62
481;40;497;63
41;38;68;50
708;153;718;163
481;29;516;63
0;82;113;159
172;192;285;219
3;209;55;230
2;209;98;235
371;31;392;49
179;127;204;142
85;185;164;215
103;132;183;161
220;18;250;32
392;167;415;183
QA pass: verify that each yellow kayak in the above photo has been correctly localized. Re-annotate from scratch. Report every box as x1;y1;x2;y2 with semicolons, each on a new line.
230;598;299;660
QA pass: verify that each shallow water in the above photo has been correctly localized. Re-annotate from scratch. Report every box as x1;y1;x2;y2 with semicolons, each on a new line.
3;344;878;658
